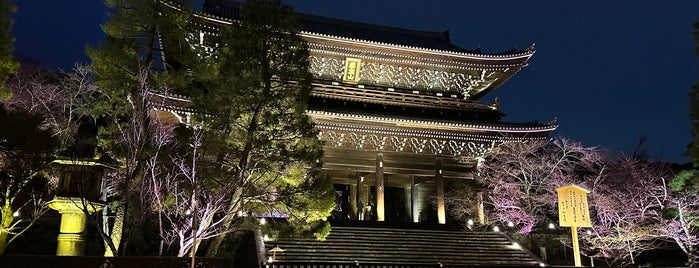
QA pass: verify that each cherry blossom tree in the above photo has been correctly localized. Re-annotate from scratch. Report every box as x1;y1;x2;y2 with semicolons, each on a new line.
470;138;603;233
581;157;673;266
141;123;231;257
451;135;688;266
0;64;94;254
4;64;98;153
669;20;699;267
661;170;699;266
662;194;699;266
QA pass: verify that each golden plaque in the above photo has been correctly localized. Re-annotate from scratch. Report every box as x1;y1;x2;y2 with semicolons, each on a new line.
342;57;362;83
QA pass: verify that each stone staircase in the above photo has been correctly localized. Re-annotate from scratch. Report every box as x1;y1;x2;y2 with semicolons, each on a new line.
263;222;543;267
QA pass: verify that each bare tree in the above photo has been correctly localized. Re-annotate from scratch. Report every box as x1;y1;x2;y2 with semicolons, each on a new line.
471;138;604;233
582;157;672;266
0;64;91;254
444;181;481;227
453;136;685;266
664;196;699;266
142;124;231;257
92;67;156;256
4;64;97;152
662;170;699;266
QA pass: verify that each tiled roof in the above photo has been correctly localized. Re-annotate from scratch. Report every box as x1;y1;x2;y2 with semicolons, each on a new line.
295;13;472;53
203;0;519;54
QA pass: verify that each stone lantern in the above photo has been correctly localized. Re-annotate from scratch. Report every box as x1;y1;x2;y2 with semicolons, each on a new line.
48;158;107;256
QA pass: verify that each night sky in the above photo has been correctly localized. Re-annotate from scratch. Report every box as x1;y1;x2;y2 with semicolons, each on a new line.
10;1;699;163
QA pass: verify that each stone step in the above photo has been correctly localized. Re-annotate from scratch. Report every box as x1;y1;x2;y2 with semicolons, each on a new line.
266;245;531;256
269;251;536;261
263;225;542;266
271;240;512;249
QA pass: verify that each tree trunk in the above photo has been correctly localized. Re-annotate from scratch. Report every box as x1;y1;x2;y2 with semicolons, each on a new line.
0;202;13;254
0;229;8;254
206;229;225;256
205;189;242;256
104;202;125;257
188;214;212;258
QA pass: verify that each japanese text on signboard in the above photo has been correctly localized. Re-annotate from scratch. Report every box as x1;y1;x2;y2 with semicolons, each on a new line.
342;57;362;83
556;185;591;227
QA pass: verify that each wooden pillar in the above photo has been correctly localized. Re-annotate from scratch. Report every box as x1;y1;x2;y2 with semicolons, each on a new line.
477;191;485;224
360;178;369;221
350;183;358;220
404;186;412;222
376;153;385;222
436;159;446;224
353;174;363;220
411;177;419;223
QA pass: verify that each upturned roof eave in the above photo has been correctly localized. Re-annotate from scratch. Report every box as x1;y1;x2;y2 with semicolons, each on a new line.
308;109;558;134
301;31;535;62
182;2;535;63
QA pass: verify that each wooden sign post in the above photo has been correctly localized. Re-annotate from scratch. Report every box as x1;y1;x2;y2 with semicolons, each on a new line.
556;184;591;267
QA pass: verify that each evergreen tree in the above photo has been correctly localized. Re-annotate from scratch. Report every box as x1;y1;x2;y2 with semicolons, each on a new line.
664;21;699;266
0;105;58;254
189;0;334;256
87;0;202;256
89;0;334;256
0;0;19;100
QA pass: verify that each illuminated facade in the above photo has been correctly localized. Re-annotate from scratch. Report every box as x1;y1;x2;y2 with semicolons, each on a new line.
156;0;557;225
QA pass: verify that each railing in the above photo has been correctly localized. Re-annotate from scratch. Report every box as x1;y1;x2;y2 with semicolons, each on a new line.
310;82;498;112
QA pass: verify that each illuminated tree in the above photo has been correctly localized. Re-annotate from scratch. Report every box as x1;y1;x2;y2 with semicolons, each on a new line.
581;157;672;266
141;123;231;257
467;138;603;233
190;0;335;256
666;20;699;267
88;0;334;257
0;64;95;254
4;64;98;152
87;0;203;256
85;68;184;256
0;105;58;254
0;0;19;100
662;170;699;266
461;137;678;265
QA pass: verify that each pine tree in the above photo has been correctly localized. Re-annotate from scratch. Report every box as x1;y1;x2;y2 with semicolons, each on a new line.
0;0;19;100
665;21;699;266
89;0;334;256
86;0;203;256
0;105;58;254
189;0;334;256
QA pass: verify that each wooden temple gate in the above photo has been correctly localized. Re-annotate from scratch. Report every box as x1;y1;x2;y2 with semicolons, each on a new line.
153;0;558;226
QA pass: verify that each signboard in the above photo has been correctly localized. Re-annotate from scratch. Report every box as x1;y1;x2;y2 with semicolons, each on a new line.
342;57;362;83
556;184;591;227
556;184;591;267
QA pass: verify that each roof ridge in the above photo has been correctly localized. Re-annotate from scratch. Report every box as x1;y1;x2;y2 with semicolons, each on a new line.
294;12;452;43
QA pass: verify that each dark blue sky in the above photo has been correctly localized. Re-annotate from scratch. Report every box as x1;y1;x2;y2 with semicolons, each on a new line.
11;1;699;163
